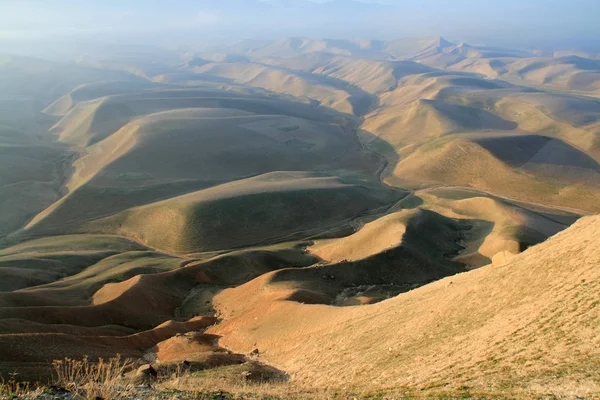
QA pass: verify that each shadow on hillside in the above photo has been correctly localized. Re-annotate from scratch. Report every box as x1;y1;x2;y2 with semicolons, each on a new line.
357;129;401;182
271;213;498;307
252;61;380;117
476;134;600;170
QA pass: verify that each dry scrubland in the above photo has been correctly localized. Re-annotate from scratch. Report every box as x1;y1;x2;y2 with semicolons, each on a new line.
211;215;600;397
0;36;599;398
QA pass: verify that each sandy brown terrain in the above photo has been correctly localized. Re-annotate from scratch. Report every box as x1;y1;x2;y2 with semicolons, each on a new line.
0;37;599;398
209;215;600;397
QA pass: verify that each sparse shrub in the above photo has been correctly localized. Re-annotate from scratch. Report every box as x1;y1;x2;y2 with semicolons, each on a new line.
52;355;134;399
0;373;33;399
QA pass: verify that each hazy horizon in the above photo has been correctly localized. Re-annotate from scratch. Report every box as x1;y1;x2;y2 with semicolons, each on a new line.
1;0;600;397
1;0;600;58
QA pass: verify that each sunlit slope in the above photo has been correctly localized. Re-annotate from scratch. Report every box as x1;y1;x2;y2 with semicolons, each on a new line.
43;80;161;116
309;209;416;263
489;56;600;95
0;57;146;239
492;92;600;156
474;134;600;183
266;53;434;94
0;254;183;309
86;172;399;253
391;135;600;212
49;87;333;147
227;37;423;60
44;88;370;192
0;235;147;293
228;36;454;62
432;81;600;154
399;187;578;267
359;66;599;153
364;97;517;147
312;186;577;269
260;208;469;307
0;242;316;332
194;37;600;97
361;73;517;144
242;37;357;58
415;42;536;70
24;98;387;249
384;36;455;60
248;38;386;58
0;55;143;106
362;71;593;149
210;215;600;396
413;44;600;96
355;68;600;212
185;62;355;114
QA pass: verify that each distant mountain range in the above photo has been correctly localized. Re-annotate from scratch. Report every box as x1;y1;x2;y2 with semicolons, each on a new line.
2;0;599;54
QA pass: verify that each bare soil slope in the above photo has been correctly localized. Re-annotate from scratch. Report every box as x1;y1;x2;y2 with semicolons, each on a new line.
211;215;600;397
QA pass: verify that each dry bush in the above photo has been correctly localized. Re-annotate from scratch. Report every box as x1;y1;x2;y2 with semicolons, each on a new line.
155;363;188;382
52;355;134;399
0;373;37;399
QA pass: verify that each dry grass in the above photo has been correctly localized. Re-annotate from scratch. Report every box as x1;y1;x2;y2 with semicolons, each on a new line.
81;172;397;254
52;356;134;400
22;92;385;245
160;368;356;400
191;62;354;114
2;37;600;400
210;216;600;398
0;373;40;400
391;138;600;212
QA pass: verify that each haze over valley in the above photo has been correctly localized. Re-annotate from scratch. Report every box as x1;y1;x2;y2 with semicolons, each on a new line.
0;1;599;398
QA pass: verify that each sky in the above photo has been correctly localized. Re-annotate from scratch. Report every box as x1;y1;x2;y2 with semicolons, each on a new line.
1;0;599;53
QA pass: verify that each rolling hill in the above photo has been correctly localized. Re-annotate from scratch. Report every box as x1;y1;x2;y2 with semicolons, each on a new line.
391;135;600;212
20;90;390;248
86;172;400;253
0;36;599;398
210;214;600;397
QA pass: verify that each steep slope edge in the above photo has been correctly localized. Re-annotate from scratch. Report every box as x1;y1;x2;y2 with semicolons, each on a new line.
211;215;600;397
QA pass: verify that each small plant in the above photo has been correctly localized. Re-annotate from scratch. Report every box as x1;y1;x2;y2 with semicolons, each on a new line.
52;355;134;399
0;373;32;399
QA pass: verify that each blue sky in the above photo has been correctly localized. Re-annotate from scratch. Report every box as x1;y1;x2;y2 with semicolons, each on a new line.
1;0;598;52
